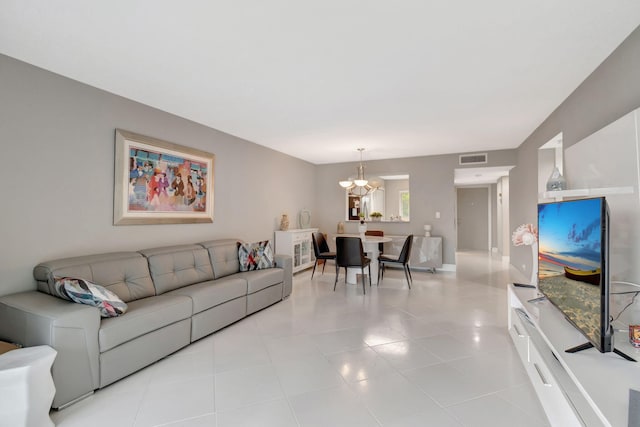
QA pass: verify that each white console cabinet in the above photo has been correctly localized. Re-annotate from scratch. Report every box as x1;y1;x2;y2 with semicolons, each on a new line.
410;236;442;272
274;228;318;273
508;285;640;427
386;236;442;272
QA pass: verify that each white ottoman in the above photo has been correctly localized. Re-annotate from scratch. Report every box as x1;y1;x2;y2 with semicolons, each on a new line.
0;345;57;427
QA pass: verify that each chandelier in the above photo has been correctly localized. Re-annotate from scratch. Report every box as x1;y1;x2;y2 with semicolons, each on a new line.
339;148;375;196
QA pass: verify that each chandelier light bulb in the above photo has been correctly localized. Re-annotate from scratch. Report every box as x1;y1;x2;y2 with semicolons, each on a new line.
338;148;371;194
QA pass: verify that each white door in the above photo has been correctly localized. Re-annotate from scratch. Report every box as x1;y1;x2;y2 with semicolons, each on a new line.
457;187;489;251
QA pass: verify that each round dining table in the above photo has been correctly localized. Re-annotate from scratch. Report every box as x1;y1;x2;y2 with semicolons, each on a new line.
334;234;392;285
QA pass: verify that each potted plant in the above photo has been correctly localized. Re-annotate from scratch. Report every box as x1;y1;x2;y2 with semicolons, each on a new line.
370;212;382;222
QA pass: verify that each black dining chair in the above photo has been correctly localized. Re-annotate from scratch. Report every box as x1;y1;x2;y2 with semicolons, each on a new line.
335;236;371;294
311;232;336;279
378;234;414;288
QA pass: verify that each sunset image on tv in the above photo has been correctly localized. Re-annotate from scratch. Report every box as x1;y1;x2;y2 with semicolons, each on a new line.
538;198;604;347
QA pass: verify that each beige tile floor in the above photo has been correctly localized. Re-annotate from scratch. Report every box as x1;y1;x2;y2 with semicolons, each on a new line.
51;251;550;427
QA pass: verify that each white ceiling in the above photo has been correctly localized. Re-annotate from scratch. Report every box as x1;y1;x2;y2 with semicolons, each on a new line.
1;2;639;165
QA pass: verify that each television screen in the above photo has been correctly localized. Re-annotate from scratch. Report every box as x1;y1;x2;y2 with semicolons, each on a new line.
537;197;611;352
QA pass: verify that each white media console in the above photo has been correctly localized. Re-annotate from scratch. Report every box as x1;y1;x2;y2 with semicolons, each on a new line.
508;284;640;426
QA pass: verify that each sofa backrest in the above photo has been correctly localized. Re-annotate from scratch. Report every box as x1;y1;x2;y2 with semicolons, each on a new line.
199;239;241;279
139;244;214;294
33;252;155;303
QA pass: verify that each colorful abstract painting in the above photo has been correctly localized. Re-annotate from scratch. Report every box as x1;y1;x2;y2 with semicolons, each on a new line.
114;130;215;225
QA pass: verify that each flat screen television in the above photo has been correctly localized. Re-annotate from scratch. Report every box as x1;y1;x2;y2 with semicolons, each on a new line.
537;197;612;353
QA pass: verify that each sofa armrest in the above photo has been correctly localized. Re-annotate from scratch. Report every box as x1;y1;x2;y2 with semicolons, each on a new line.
274;254;293;298
0;291;100;408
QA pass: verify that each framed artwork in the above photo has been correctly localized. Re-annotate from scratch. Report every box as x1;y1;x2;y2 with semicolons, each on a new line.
114;129;215;225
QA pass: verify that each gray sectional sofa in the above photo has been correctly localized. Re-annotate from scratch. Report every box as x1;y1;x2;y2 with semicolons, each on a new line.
0;239;292;409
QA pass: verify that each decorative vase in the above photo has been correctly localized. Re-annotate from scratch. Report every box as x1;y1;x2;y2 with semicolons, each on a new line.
298;209;311;228
337;221;345;234
546;167;567;191
424;224;432;237
279;214;289;231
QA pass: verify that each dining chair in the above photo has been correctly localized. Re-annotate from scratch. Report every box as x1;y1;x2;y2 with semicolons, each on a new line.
311;232;336;279
335;236;371;294
365;230;384;253
378;234;414;288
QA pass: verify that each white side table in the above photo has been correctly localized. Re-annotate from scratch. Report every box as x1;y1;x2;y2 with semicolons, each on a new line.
0;345;57;427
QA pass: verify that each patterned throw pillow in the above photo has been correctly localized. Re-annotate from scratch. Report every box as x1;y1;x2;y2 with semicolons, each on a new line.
238;240;274;272
53;276;128;318
49;274;72;301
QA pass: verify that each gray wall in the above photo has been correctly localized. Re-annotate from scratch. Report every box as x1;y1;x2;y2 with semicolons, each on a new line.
315;150;516;265
0;55;317;297
510;25;640;278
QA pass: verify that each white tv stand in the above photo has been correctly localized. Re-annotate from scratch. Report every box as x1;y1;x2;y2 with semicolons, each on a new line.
508;284;640;427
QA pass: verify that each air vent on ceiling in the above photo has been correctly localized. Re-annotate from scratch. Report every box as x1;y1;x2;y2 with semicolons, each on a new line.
459;153;487;165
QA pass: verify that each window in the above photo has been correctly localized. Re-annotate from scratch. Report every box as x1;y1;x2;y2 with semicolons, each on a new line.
399;190;410;221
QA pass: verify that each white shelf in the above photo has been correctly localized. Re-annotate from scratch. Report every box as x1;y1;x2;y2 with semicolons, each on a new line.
274;229;318;273
540;186;634;201
508;285;640;427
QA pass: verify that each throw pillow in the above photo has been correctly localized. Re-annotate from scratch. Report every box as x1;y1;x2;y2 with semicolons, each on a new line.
54;276;128;318
238;240;274;271
49;273;72;301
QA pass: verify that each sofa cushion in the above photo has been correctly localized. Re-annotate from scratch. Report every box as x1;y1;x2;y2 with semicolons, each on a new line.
237;268;284;294
166;276;247;314
200;239;241;279
98;294;192;352
33;252;155;303
139;245;214;294
56;276;128;318
238;241;274;271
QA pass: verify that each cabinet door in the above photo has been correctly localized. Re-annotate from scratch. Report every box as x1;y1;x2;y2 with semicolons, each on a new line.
293;243;301;267
527;344;583;427
301;240;310;264
508;308;530;362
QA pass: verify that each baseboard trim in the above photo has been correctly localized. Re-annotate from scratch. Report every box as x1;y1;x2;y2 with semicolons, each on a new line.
410;264;456;273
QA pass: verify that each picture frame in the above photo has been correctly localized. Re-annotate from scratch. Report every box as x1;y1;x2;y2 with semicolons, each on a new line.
114;129;215;225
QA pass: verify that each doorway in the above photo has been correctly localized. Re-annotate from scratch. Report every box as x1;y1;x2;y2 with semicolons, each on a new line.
457;187;489;251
